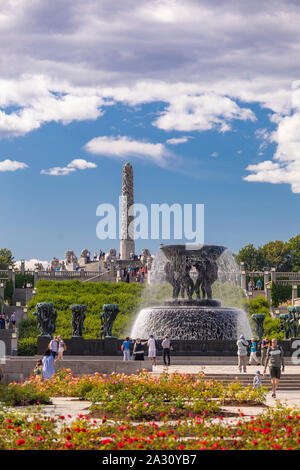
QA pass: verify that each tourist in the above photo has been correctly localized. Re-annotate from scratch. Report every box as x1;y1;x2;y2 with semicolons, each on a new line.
256;279;262;290
57;336;66;361
260;337;271;366
5;315;10;330
34;359;43;379
162;335;172;366
122;337;132;361
11;312;16;329
253;370;263;389
0;314;4;329
249;338;260;365
42;349;56;380
147;335;157;366
263;338;285;398
49;336;59;359
132;338;147;361
236;334;249;373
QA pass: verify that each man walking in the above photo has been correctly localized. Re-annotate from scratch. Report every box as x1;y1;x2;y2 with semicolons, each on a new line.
263;338;284;398
162;336;171;366
237;334;248;373
260;337;270;367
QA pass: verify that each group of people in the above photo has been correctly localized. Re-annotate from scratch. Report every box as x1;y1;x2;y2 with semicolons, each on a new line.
121;265;148;284
248;278;262;291
33;336;67;381
237;335;284;398
122;335;172;366
0;312;16;329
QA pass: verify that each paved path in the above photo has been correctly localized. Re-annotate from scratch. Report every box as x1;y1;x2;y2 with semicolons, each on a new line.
153;365;300;374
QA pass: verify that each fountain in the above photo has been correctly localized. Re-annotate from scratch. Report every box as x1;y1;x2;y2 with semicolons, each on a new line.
131;244;252;341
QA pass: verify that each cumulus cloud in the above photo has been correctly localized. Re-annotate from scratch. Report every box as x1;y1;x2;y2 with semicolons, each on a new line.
15;259;49;270
245;84;300;193
154;94;256;132
0;159;28;172
1;0;300;181
85;135;170;165
41;158;97;176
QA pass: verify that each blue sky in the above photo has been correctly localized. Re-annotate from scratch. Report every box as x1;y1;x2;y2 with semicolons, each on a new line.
1;1;300;266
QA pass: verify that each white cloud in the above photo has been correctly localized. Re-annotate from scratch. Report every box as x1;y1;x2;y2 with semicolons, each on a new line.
211;152;218;158
0;159;28;172
85;135;170;166
153;94;256;132
41;158;97;176
15;259;49;270
166;136;190;145
244;83;300;193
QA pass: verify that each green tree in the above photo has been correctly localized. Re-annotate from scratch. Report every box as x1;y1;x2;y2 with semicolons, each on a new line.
288;234;300;271
236;244;264;270
261;240;291;271
0;248;14;269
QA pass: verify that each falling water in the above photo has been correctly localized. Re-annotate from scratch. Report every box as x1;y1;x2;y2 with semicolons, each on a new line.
131;245;253;340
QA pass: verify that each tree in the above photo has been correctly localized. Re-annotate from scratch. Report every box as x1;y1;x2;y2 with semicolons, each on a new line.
288;234;300;271
236;244;264;270
260;240;291;271
0;249;14;269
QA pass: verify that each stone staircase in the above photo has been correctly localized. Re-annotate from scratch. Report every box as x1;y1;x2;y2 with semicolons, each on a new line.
201;374;300;391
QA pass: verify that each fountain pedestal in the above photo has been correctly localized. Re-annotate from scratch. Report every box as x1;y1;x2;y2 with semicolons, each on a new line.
131;244;252;341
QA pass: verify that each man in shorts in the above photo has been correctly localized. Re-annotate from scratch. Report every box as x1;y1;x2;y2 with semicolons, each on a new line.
263;338;284;398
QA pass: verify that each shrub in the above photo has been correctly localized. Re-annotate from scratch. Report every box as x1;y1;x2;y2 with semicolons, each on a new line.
17;338;37;356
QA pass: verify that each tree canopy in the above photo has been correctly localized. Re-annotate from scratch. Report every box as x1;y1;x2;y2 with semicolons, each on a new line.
0;248;14;270
236;235;300;272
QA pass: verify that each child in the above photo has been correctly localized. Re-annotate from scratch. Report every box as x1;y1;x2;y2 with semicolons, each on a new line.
253;370;263;388
34;359;43;379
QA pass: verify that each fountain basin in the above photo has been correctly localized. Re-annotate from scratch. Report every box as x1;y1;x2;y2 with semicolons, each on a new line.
131;304;251;341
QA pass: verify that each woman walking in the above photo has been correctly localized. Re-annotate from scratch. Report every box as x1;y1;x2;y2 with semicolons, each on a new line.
57;336;66;361
147;335;157;366
42;349;56;380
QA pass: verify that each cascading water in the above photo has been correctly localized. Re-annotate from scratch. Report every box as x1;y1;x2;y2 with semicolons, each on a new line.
131;244;252;340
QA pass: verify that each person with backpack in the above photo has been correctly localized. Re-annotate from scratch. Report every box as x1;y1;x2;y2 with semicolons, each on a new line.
122;337;132;361
263;338;285;398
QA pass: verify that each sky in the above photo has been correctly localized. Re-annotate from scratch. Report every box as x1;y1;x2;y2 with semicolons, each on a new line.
1;0;300;267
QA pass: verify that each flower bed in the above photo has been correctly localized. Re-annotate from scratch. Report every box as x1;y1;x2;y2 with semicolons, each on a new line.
9;369;267;420
0;405;299;450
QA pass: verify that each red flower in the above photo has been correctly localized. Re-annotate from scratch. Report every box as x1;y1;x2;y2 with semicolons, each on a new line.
178;445;185;450
16;439;26;446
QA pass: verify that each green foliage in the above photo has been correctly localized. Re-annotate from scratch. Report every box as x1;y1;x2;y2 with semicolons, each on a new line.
23;280;145;343
0;248;14;270
236;244;264;270
4;280;13;305
17;338;37;356
0;384;50;405
270;282;300;307
288;234;300;272
15;274;34;289
244;296;283;339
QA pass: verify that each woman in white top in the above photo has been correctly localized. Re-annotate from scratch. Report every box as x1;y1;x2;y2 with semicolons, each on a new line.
57;336;66;361
147;335;157;366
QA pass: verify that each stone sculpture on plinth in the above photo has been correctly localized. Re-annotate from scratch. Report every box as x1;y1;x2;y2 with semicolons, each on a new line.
100;304;119;339
33;302;57;337
251;314;265;341
71;304;87;337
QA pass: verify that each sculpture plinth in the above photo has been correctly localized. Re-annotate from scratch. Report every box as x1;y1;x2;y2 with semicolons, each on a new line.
131;244;252;340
